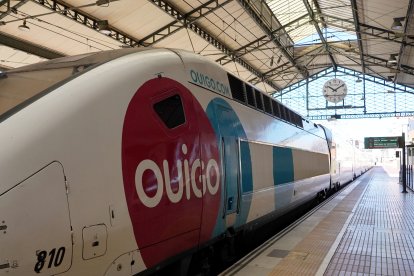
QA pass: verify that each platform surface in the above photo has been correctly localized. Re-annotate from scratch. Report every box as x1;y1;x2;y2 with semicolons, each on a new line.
221;165;414;276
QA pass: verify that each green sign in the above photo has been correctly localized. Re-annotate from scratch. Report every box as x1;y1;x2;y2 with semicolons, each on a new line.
364;136;403;149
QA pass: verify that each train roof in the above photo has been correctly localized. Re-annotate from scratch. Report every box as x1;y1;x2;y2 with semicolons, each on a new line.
1;48;310;131
6;48;159;73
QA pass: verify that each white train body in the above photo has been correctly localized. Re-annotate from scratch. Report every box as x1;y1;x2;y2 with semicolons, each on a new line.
0;48;369;275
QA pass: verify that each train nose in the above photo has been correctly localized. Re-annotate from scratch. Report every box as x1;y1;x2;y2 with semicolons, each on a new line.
0;162;73;275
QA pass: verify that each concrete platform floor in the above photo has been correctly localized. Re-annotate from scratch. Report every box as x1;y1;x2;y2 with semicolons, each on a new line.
221;165;414;276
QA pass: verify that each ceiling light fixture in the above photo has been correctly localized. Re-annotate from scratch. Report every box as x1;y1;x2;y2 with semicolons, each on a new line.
18;19;30;31
355;77;362;83
97;20;111;35
388;54;398;64
96;0;119;6
345;39;353;52
96;0;109;5
270;56;274;67
391;17;405;31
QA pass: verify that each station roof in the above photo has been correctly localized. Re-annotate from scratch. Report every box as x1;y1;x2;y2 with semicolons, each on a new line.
0;0;413;94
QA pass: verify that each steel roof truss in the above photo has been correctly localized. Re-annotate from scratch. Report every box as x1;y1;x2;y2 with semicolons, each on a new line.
139;0;232;46
0;31;63;59
32;0;139;47
0;0;29;20
330;46;383;77
350;0;366;74
320;13;414;47
236;0;308;77
394;0;414;82
148;0;280;90
302;0;337;70
249;45;325;84
217;14;311;65
363;54;414;76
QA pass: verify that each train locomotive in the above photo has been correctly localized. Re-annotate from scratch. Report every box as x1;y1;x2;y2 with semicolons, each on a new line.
0;48;370;275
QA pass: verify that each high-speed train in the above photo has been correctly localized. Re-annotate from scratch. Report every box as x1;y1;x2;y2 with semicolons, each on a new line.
0;48;370;275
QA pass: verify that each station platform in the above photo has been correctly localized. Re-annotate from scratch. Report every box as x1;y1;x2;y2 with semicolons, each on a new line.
221;165;414;276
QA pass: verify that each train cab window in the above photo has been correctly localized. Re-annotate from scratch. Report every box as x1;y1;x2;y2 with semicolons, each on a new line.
153;94;186;129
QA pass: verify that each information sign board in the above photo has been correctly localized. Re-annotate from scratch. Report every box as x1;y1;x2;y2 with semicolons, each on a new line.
364;136;403;149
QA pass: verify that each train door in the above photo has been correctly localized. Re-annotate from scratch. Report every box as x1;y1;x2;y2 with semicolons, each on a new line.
0;162;73;275
214;104;241;225
222;136;240;215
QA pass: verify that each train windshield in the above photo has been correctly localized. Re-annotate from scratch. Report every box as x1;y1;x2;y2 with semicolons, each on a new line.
0;48;146;120
0;67;76;117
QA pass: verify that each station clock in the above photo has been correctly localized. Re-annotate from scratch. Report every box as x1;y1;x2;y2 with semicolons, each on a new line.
322;78;347;103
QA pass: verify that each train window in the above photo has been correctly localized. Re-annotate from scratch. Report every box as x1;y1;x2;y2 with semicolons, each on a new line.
254;89;264;111
272;101;281;118
279;105;286;121
298;118;303;128
263;96;273;114
293;113;300;126
294;113;300;126
246;85;255;107
285;109;290;122
296;114;304;128
0;68;75;118
153;94;186;129
228;74;246;103
286;109;293;123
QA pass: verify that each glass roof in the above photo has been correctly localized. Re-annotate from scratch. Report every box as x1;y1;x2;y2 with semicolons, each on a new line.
294;27;357;46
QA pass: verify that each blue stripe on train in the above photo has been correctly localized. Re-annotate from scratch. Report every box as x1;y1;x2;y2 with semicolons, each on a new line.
206;98;253;236
273;147;294;185
273;146;295;209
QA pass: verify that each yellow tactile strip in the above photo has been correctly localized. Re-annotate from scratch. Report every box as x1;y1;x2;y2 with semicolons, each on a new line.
268;180;369;276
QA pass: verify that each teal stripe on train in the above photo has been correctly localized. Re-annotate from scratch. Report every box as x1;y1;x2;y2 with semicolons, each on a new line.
205;98;253;236
273;147;294;185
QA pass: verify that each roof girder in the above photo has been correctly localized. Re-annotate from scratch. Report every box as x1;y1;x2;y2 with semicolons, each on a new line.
31;0;140;46
216;13;310;64
0;0;28;20
0;31;64;59
249;45;326;84
330;46;414;76
394;0;414;82
329;46;384;77
363;53;414;75
139;0;232;46
27;0;279;90
235;0;308;78
147;0;280;90
302;0;337;70
350;0;366;74
320;13;414;47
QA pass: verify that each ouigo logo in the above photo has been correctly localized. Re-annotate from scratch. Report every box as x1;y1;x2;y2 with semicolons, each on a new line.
135;144;220;207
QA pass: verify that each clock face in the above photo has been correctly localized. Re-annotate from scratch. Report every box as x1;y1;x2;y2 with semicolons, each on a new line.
323;78;347;103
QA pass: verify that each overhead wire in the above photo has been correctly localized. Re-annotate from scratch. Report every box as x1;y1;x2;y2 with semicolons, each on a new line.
13;10;122;50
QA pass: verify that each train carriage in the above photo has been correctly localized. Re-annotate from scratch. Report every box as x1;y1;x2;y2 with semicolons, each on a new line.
0;48;367;275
